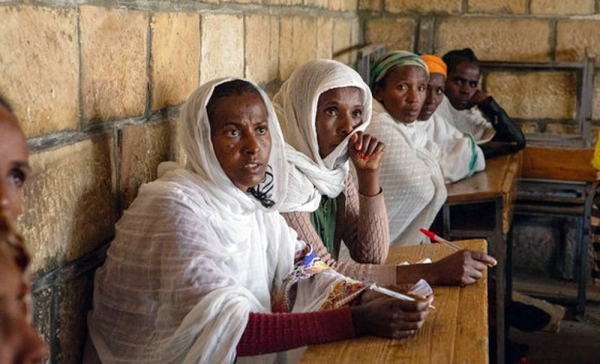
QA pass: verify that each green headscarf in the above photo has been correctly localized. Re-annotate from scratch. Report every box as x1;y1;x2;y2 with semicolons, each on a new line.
369;50;429;90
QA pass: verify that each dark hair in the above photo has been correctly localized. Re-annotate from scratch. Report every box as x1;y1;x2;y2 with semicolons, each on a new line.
205;79;275;209
0;94;13;113
206;79;261;123
442;48;480;73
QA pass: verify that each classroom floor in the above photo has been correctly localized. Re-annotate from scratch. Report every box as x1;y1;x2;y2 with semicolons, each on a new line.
509;277;600;364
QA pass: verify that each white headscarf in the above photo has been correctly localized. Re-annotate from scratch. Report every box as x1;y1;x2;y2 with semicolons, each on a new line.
88;79;298;363
273;59;372;212
436;95;496;144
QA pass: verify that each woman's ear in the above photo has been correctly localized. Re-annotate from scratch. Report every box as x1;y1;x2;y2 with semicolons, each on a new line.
373;84;384;104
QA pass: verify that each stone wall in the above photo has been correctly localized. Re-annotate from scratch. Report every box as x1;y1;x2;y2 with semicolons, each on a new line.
0;1;361;362
2;0;600;362
360;0;600;140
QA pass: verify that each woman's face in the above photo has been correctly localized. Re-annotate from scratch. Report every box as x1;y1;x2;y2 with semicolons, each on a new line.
0;106;30;223
444;60;480;110
374;66;428;124
0;254;47;364
315;87;364;159
418;73;446;121
210;92;272;192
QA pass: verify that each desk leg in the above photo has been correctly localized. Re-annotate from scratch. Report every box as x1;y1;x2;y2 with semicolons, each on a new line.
492;198;506;364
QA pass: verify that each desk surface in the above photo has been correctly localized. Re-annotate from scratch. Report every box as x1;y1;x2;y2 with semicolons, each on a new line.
446;153;522;203
301;240;489;364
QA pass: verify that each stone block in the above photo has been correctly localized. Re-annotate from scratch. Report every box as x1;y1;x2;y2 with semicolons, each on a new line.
386;0;461;13
20;135;117;273
341;0;358;11
305;0;328;7
520;121;540;134
545;123;579;135
467;0;526;14
0;5;78;138
530;0;594;15
435;17;551;61
350;18;362;65
594;71;600;121
365;18;416;54
417;17;435;54
56;273;95;363
279;16;319;80
221;0;261;3
32;286;53;349
328;0;343;11
268;0;302;5
316;17;334;59
245;15;280;84
199;14;244;84
485;71;577;119
333;19;353;64
359;0;382;11
556;20;600;66
151;13;199;111
81;6;148;123
119;120;174;210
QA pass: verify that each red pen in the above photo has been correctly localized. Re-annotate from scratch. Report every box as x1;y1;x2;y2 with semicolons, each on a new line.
419;228;461;251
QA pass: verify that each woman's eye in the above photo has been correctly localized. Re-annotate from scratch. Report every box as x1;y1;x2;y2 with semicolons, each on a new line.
397;84;408;91
256;126;268;135
227;129;240;137
470;82;478;88
436;88;444;95
352;110;362;118
9;169;26;187
325;108;337;116
419;85;426;92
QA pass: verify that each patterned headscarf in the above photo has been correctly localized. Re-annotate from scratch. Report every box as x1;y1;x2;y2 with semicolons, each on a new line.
421;55;447;78
369;50;429;89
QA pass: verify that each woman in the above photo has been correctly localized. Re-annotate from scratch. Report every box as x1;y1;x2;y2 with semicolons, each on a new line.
437;48;526;159
367;51;447;247
0;95;47;363
0;97;30;223
275;60;495;287
417;54;486;183
274;59;389;265
86;78;432;363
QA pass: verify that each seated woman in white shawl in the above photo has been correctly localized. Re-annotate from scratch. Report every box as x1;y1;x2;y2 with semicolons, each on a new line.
417;54;485;183
274;59;389;267
85;78;433;363
275;60;495;288
366;50;447;247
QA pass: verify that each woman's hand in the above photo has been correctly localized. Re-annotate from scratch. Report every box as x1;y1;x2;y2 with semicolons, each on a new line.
351;292;432;339
429;250;497;286
348;132;385;172
349;132;385;197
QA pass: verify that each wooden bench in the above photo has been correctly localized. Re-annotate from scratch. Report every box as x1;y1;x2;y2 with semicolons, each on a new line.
516;145;596;314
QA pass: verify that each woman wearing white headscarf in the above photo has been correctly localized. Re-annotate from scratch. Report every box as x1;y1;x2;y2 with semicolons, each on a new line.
85;78;432;363
274;59;390;271
367;51;447;246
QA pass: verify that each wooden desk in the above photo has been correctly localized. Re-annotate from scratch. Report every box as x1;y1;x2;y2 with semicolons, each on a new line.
301;240;489;364
441;152;522;364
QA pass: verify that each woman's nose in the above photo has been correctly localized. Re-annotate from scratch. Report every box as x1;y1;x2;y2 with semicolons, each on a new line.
243;134;260;154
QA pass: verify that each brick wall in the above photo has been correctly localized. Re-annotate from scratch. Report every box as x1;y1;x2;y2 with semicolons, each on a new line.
3;0;600;362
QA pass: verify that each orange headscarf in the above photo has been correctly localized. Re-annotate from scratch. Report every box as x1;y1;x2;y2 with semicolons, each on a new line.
421;55;447;78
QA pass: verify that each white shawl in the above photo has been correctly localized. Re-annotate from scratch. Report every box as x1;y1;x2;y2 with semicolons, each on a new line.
436;95;496;144
366;101;447;246
273;59;372;213
420;112;486;183
87;78;348;363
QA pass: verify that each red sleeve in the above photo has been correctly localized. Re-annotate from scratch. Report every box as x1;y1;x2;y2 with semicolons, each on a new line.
236;307;356;357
